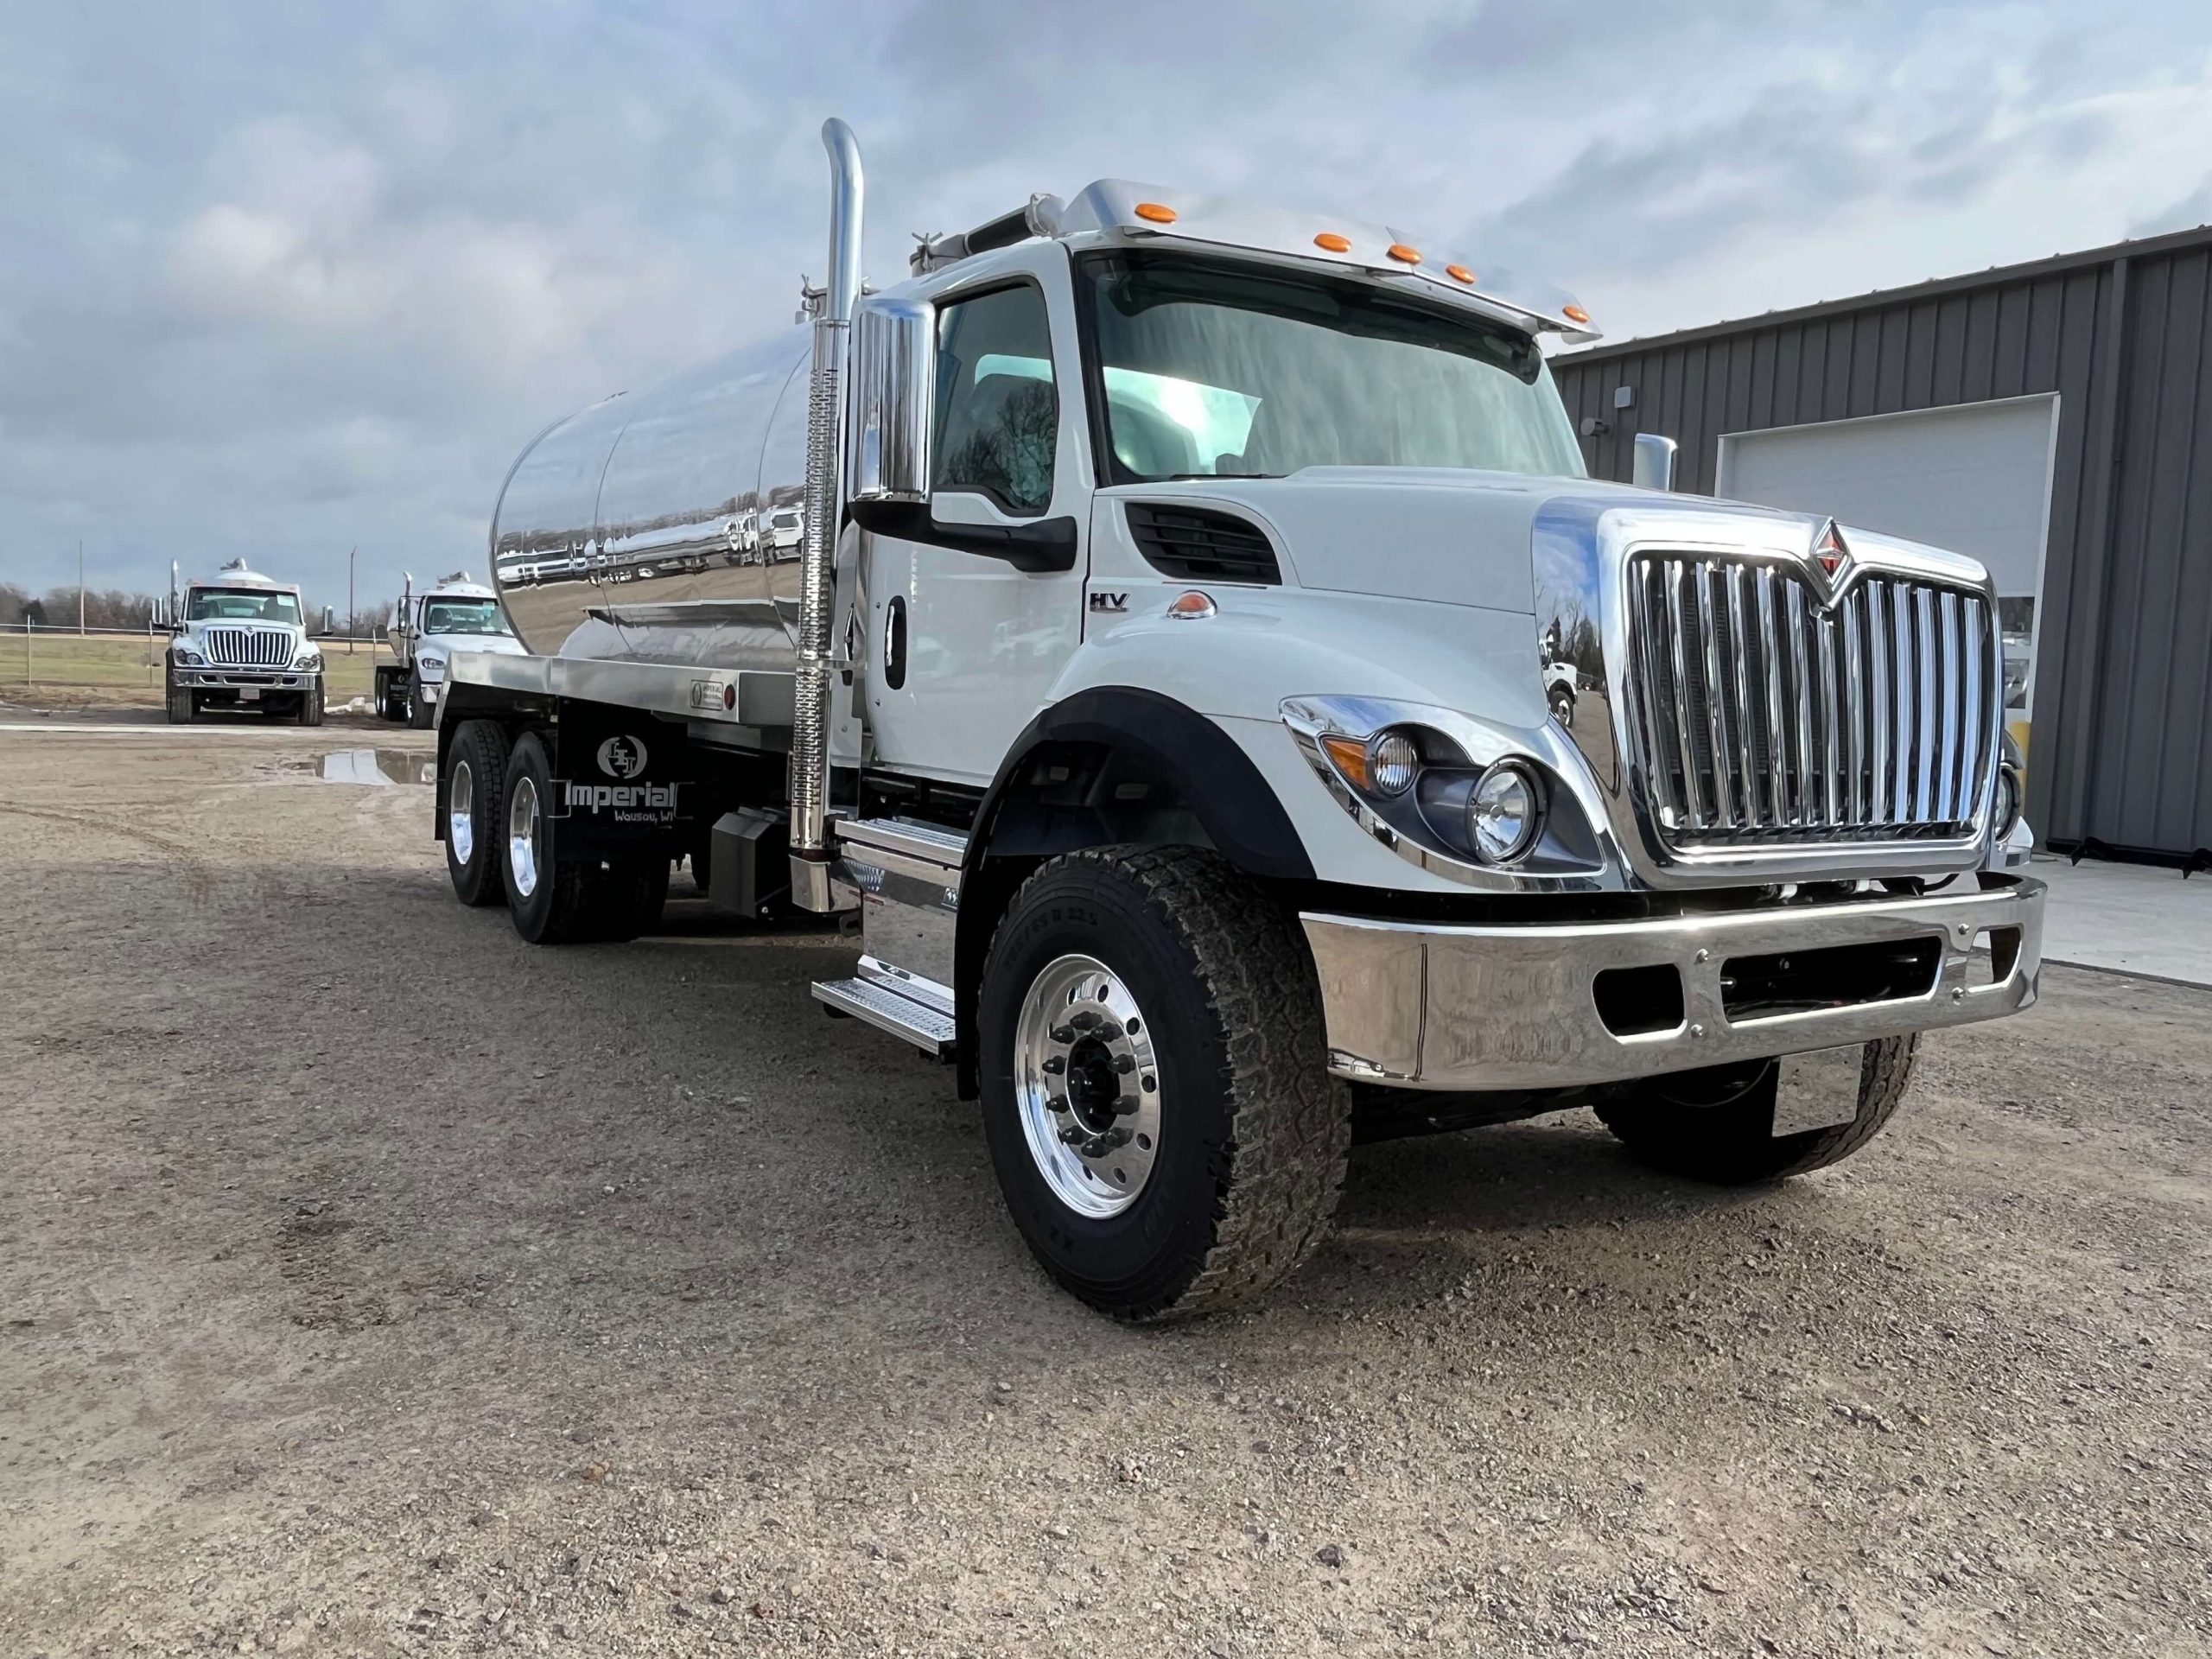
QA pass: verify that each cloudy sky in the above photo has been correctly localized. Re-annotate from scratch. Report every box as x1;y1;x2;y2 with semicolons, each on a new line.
5;1;2211;609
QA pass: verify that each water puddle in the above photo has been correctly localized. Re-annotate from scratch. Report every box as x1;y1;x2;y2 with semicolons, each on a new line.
318;748;435;786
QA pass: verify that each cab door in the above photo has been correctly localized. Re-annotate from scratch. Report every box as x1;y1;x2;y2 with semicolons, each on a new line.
862;251;1090;786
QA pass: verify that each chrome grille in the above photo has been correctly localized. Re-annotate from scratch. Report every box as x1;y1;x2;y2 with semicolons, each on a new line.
205;626;293;667
1628;556;1995;847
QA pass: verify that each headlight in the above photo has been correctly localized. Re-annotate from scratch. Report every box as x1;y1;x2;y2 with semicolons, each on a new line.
175;647;206;667
294;650;322;671
1467;761;1542;865
417;653;445;674
1366;730;1419;795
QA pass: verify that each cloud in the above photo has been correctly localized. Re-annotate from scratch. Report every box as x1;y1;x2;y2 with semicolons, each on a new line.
0;0;2209;604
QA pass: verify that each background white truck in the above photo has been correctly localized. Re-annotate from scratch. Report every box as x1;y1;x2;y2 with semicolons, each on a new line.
378;571;526;728
164;559;324;725
429;119;2044;1319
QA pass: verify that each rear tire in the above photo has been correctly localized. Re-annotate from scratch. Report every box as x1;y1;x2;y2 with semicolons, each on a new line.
503;732;600;944
445;720;511;907
1595;1036;1918;1184
977;847;1351;1322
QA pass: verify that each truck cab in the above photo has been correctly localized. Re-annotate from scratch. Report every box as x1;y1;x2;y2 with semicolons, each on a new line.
165;560;324;725
432;121;2044;1321
378;572;525;728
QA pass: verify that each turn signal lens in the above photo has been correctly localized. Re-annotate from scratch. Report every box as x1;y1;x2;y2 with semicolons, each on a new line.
1165;590;1217;620
1319;734;1373;791
1468;761;1542;864
1562;302;1592;325
1993;764;2023;836
1313;232;1352;252
1133;201;1178;224
1445;264;1476;284
1387;243;1421;264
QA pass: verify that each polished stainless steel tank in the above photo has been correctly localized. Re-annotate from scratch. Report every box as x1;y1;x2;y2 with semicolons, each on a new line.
489;326;814;666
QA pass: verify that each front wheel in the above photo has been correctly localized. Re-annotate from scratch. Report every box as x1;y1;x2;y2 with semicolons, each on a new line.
165;673;195;724
1596;1036;1918;1184
977;848;1351;1322
406;680;435;729
295;680;325;727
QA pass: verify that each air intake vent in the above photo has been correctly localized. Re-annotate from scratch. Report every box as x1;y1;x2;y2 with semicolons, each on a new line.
1125;503;1281;584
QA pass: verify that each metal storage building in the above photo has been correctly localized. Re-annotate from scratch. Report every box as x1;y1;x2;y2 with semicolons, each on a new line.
1553;223;2212;868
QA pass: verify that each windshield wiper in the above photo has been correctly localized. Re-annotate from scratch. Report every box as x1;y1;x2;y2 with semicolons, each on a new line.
1166;470;1282;480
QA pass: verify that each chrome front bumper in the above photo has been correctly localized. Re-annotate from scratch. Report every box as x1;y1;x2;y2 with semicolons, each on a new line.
177;669;313;690
1303;876;2043;1090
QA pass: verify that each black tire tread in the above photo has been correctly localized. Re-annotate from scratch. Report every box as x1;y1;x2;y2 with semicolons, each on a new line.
1596;1035;1919;1185
447;720;511;908
988;846;1351;1322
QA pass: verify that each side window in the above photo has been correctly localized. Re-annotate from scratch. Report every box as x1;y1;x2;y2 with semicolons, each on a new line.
933;284;1058;515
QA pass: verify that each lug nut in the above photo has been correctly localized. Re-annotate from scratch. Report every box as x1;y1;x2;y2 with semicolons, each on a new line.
1112;1053;1135;1074
1046;1094;1070;1114
1114;1096;1139;1116
1049;1025;1076;1044
1040;1054;1066;1076
1058;1124;1087;1145
1069;1010;1101;1031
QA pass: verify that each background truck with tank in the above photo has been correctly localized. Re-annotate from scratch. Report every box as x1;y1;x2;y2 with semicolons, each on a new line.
423;119;2044;1320
377;571;527;728
164;559;324;725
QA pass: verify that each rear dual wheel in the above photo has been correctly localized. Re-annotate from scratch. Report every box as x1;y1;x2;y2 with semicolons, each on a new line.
497;730;667;944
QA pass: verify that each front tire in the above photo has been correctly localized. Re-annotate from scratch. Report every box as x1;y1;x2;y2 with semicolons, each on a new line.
407;680;435;729
1596;1036;1918;1184
165;672;195;724
977;848;1351;1322
445;720;511;907
295;680;325;726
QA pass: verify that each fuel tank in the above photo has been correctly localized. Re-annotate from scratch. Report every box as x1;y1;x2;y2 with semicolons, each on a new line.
490;327;814;665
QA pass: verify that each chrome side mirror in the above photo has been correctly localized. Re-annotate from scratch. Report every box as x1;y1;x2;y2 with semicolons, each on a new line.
848;295;934;504
1631;433;1679;493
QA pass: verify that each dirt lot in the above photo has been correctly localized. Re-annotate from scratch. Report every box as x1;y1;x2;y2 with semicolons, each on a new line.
3;717;2208;1658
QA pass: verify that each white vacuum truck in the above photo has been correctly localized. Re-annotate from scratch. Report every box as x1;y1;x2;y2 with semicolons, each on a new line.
165;559;324;725
431;119;2044;1319
378;571;526;728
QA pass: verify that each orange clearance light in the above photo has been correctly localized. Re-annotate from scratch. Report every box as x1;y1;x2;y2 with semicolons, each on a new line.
1562;302;1592;325
1446;264;1477;284
1387;243;1421;264
1133;201;1178;224
1165;590;1217;620
1313;232;1352;253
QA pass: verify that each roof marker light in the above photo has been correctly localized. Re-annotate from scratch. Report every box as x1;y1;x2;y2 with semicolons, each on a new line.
1314;232;1352;253
1133;201;1178;224
1446;264;1477;284
1387;243;1421;264
1562;302;1592;325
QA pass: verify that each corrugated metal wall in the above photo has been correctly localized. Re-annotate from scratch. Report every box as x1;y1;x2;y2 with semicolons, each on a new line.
1554;228;2212;862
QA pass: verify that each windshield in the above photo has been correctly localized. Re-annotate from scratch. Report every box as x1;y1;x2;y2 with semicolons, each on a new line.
188;588;301;625
423;598;513;636
1078;252;1586;484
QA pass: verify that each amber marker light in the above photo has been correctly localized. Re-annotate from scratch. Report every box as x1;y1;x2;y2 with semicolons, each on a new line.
1446;264;1476;284
1314;232;1352;252
1387;243;1421;264
1563;302;1592;324
1133;201;1178;224
1165;590;1217;620
1319;734;1373;791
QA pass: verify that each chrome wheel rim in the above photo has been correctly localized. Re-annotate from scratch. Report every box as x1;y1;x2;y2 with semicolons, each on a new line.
449;760;475;866
506;773;541;899
1013;954;1162;1218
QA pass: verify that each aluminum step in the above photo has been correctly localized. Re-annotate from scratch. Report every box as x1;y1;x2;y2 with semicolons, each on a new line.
811;975;957;1058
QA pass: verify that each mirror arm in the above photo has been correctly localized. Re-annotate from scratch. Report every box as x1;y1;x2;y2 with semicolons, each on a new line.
849;499;1078;574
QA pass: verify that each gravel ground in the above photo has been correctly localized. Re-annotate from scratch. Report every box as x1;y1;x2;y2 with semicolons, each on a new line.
3;721;2208;1658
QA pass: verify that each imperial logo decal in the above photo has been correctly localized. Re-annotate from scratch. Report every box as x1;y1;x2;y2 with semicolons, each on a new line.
596;734;648;779
565;780;680;815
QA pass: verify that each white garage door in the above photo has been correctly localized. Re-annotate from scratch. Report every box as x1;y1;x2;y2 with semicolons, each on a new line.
1717;394;2058;719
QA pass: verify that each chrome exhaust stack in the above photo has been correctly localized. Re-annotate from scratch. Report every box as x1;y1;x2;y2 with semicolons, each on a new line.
790;118;864;910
